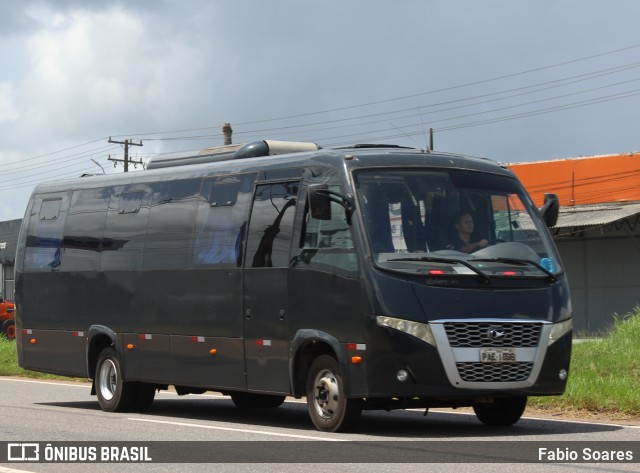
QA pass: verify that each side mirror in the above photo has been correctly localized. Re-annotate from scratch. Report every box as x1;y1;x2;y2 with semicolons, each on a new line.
539;193;559;228
308;184;332;220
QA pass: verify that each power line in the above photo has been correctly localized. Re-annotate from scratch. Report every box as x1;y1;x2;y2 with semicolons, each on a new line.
4;42;640;193
1;145;120;176
114;43;640;142
136;59;640;146
229;42;640;127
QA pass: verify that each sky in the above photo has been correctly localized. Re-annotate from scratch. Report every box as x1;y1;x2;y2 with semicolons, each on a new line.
1;0;640;221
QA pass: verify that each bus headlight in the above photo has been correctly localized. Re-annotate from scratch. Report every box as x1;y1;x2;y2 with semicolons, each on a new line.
376;316;436;346
549;318;573;345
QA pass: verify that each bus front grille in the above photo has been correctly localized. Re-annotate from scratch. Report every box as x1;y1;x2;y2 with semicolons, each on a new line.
444;322;542;348
456;362;533;382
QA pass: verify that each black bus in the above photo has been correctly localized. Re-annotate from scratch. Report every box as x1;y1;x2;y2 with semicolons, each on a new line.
14;140;572;432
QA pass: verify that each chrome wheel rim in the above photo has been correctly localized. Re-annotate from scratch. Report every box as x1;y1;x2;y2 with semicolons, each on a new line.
98;359;117;401
312;369;340;419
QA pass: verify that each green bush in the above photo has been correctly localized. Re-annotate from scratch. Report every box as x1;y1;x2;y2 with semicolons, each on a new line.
530;307;640;417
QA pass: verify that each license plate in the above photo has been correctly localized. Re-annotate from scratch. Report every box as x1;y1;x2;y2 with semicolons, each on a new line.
480;348;516;363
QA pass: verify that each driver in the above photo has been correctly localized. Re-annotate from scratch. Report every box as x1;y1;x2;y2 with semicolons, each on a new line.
447;212;489;253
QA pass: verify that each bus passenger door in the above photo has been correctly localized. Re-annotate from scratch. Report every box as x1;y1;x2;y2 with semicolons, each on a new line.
243;181;299;394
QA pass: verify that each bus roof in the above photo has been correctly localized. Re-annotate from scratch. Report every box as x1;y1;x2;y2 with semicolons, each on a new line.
32;143;512;194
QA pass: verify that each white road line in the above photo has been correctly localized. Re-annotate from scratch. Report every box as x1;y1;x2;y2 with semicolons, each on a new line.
0;467;38;473
128;417;346;441
0;377;90;388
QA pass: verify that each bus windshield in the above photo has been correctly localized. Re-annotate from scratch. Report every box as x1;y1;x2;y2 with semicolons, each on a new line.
353;168;561;279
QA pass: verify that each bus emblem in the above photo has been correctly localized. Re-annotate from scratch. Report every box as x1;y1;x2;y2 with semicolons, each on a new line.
487;328;506;341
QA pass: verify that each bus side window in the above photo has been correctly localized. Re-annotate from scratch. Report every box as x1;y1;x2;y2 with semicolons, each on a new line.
245;182;299;268
63;188;111;272
143;178;200;270
294;186;358;274
24;194;69;271
100;185;152;271
193;173;256;267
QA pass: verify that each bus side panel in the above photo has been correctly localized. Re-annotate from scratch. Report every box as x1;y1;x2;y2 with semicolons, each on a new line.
289;269;369;395
120;268;245;387
170;335;245;390
19;329;87;377
121;332;171;383
129;269;244;337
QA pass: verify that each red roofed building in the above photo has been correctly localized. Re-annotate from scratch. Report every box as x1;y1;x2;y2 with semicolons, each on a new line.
508;153;640;334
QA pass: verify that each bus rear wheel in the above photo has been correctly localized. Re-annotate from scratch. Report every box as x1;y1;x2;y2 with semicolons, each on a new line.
306;355;362;432
473;396;527;426
95;347;155;412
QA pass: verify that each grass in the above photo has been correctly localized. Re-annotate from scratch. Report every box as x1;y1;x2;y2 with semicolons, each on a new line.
529;308;640;420
2;308;640;420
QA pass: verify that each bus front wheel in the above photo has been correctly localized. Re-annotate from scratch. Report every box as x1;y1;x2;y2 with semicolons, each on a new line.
473;396;527;426
306;355;362;432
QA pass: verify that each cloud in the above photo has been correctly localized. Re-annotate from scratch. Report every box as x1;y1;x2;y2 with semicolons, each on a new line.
2;0;640;223
0;83;19;124
19;8;158;139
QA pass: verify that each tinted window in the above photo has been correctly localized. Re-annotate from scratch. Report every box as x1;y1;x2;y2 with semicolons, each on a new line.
24;193;70;271
245;182;299;268
194;174;256;267
143;179;201;270
294;180;358;275
40;199;62;220
62;188;111;271
101;184;152;271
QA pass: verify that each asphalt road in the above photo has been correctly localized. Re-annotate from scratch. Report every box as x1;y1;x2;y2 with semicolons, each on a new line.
0;377;638;473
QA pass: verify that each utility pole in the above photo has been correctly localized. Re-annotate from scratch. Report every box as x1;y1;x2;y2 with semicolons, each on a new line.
429;128;434;151
108;137;143;172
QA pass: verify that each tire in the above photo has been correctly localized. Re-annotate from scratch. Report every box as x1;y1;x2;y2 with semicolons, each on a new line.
473;396;527;426
306;355;362;432
1;320;15;339
95;347;152;412
134;383;157;412
230;392;286;409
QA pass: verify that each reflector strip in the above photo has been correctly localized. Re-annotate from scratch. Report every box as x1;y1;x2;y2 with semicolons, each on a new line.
22;329;32;335
256;339;272;346
191;336;205;343
346;343;366;351
138;334;152;340
73;331;84;337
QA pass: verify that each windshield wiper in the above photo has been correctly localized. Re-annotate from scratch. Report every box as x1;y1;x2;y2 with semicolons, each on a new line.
387;256;491;284
470;257;557;282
